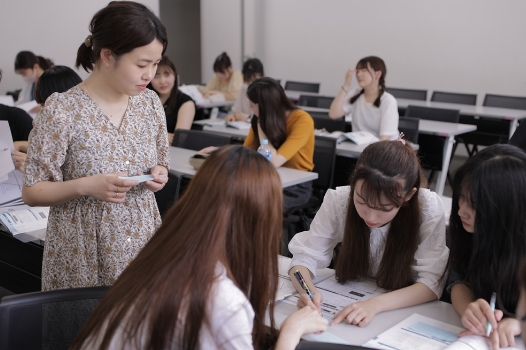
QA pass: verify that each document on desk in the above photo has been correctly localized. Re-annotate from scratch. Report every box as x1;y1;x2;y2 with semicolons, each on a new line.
0;170;24;207
282;275;385;315
363;313;520;350
0;206;49;236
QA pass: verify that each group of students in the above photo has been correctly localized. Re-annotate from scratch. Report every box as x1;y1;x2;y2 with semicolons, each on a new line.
3;1;526;349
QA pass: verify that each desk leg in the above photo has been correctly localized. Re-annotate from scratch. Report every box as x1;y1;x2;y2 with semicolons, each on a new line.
509;119;518;139
435;136;455;196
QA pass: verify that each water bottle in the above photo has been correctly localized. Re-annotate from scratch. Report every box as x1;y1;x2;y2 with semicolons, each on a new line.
257;139;272;161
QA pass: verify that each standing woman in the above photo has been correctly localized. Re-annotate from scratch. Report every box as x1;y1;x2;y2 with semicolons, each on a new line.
14;51;54;105
148;55;196;144
244;77;315;209
22;1;170;291
329;56;399;140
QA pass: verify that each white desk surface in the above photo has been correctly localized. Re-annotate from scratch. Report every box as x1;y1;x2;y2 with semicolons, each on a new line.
285;90;321;101
418;119;477;137
195;100;235;109
169;147;317;188
397;98;526;120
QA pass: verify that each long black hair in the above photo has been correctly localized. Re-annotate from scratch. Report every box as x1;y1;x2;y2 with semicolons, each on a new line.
147;55;179;114
349;56;386;108
15;51;54;71
449;144;526;316
34;66;82;105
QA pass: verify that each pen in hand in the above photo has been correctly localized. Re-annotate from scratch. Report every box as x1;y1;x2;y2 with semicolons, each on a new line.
294;270;323;317
486;292;497;337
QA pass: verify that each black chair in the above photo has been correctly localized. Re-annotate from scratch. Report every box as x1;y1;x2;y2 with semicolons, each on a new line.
172;129;232;151
310;111;345;133
483;94;526;110
386;87;427;101
297;95;333;109
405;106;460;185
431;91;477;105
296;341;368;349
509;120;526;152
154;172;182;217
284;81;320;93
0;286;109;350
398;116;420;144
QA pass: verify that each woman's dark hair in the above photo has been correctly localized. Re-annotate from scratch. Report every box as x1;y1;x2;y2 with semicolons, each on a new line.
34;66;82;105
449;144;526;316
246;77;297;149
147;55;179;114
242;58;264;83
213;52;232;73
71;145;282;350
15;51;54;71
335;141;426;290
349;56;387;108
76;1;167;72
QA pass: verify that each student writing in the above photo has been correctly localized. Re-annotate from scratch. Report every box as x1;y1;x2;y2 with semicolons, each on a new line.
199;52;243;101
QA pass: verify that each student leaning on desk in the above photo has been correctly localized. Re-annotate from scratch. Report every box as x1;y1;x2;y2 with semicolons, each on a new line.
198;52;243;101
70;146;327;350
289;139;449;326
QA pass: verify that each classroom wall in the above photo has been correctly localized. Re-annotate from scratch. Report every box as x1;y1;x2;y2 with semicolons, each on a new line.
0;0;159;95
201;0;526;103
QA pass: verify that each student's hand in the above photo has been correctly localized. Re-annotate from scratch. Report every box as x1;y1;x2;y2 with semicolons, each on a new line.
278;307;328;348
167;133;174;145
343;68;356;89
489;317;520;350
13;141;28;153
203;90;220;98
297;290;323;313
144;165;168;193
12;151;27;173
82;173;139;203
225;114;236;122
331;299;380;327
460;298;499;336
198;146;219;154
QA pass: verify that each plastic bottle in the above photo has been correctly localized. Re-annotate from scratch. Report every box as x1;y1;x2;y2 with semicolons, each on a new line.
257;139;272;161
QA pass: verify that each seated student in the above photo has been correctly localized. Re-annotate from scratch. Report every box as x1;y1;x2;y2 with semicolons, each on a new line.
70;145;327;350
243;77;315;209
14;51;54;105
289;140;449;326
448;144;526;349
328;56;398;140
517;258;526;348
199;52;243;101
226;58;264;122
148;55;196;144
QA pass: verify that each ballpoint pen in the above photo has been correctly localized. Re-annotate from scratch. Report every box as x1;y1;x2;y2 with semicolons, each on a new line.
294;270;323;316
486;292;497;337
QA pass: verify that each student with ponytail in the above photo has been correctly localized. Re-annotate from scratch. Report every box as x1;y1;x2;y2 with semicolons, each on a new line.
22;1;169;291
14;50;54;105
329;56;399;140
199;52;243;101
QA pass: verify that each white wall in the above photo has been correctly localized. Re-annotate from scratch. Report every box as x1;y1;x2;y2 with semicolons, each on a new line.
0;0;159;95
201;0;526;103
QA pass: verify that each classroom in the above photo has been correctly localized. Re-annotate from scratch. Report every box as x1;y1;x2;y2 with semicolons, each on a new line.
1;1;526;349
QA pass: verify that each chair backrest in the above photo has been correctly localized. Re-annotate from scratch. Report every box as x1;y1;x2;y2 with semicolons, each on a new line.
312;136;338;190
398;116;420;144
284;81;320;93
297;95;333;109
405;105;460;123
154;172;181;217
431;91;477;105
309;111;345;133
0;286;109;350
386;87;427;101
173;129;232;151
509;120;526;152
296;341;369;350
483;94;526;110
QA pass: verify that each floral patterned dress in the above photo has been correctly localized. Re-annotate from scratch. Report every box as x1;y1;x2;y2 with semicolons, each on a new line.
24;86;170;291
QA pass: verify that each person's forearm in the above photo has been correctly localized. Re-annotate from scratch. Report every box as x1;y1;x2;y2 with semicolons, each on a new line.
223;91;238;101
256;124;287;167
328;87;348;119
379;135;391;141
451;283;476;316
22;179;86;206
369;282;437;313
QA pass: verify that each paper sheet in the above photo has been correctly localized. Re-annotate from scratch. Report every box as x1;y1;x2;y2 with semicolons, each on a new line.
0;120;14;152
0;149;15;179
303;331;351;345
0;170;24;207
0;206;49;235
0;95;14;106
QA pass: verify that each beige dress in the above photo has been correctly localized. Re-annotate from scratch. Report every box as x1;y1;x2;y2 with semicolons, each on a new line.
24;86;170;291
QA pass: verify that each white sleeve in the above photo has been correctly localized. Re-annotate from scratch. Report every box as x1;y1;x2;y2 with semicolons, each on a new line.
379;94;399;138
288;187;349;277
342;87;361;116
412;190;450;298
213;302;254;350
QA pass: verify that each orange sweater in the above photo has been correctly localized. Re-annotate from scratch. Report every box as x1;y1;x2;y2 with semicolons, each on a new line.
244;109;314;171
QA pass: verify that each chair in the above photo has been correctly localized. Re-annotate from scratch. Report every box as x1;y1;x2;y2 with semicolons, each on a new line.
398;116;420;144
386;87;427;101
297;95;333;109
296;341;368;349
0;286;109;350
509;120;526;152
284;81;320;93
309;111;345;133
172;129;232;151
154;172;182;217
431;91;477;105
405;105;460;123
483;94;526;110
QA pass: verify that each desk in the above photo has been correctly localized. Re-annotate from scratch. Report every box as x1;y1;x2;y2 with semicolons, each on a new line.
285;90;320;102
169;147;318;188
195;100;235;109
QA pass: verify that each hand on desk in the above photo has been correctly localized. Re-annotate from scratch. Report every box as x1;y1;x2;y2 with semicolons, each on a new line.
276;306;328;350
331;299;380;327
198;146;219;154
203;90;220;98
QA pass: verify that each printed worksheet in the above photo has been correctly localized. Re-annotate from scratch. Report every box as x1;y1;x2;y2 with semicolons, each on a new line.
0;170;24;207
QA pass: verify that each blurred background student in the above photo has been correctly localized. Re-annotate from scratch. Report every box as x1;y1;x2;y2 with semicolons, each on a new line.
226;58;264;122
148;55;196;144
199;52;243;101
14;50;54;105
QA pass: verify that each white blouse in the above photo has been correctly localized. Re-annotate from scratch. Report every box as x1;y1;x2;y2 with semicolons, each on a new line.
289;186;449;298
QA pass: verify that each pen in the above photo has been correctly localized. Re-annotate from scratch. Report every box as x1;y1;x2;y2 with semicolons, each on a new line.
486;292;497;337
294;270;322;316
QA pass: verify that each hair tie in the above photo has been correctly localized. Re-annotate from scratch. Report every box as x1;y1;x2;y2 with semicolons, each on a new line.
396;132;406;145
84;34;92;48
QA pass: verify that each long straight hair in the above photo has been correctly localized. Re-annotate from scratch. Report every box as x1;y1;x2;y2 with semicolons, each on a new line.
350;56;387;108
335;141;424;290
247;77;297;149
71;145;283;350
449;144;526;316
147;55;179;114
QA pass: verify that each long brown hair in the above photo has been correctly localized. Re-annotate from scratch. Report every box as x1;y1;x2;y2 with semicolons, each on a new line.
349;56;387;108
247;77;297;149
71;145;282;350
335;141;424;290
147;55;179;114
